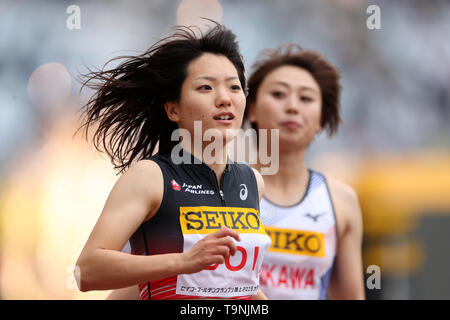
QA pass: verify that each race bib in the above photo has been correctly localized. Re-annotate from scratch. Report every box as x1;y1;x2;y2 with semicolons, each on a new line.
176;206;271;297
264;226;325;257
259;226;329;300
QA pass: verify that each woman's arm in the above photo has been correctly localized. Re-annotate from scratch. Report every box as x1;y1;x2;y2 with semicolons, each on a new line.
251;168;268;301
327;178;365;300
76;160;240;292
106;286;140;300
252;289;268;300
75;159;176;291
251;167;265;202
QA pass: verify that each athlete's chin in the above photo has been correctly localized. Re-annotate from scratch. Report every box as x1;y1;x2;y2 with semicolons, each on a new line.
209;127;239;143
279;135;313;151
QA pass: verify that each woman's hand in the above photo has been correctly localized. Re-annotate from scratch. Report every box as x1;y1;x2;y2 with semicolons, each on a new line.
180;227;241;274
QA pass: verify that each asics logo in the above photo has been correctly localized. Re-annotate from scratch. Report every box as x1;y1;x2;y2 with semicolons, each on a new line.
240;184;248;201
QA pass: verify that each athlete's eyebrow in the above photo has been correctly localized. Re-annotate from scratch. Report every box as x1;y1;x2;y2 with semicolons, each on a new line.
299;86;319;93
270;81;319;93
194;76;239;81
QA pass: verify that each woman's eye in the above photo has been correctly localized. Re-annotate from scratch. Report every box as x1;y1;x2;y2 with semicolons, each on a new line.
198;85;212;90
301;96;313;102
231;85;241;90
271;91;285;99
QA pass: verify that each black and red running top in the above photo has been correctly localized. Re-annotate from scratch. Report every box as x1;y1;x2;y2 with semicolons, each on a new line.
129;149;272;300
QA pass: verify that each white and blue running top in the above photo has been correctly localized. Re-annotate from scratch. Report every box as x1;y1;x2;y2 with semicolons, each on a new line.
258;169;338;300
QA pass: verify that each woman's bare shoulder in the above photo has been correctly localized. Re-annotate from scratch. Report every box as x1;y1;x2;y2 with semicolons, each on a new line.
325;175;362;236
326;176;359;205
115;159;164;221
251;167;265;202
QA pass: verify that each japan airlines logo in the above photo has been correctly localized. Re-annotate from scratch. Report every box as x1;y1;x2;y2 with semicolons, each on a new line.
240;184;248;201
171;179;181;191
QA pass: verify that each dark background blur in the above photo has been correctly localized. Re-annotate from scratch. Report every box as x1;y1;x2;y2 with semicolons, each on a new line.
0;0;449;299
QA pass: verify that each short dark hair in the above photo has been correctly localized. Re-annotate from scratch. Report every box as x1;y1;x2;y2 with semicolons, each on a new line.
245;43;341;136
76;23;245;174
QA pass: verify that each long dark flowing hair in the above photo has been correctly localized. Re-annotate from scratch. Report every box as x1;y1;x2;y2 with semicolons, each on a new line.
76;23;246;174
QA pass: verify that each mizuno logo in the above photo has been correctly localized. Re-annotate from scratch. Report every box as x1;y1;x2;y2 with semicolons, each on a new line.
304;212;327;222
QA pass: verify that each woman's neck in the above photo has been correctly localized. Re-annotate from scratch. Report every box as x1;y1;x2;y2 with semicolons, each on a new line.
255;146;309;192
181;139;228;183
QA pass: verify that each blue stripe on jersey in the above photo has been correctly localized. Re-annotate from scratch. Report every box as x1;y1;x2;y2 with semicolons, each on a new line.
308;170;324;194
319;258;335;300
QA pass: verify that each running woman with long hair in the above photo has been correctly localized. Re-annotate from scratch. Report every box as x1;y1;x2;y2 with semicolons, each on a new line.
246;44;365;299
75;23;271;300
105;43;365;301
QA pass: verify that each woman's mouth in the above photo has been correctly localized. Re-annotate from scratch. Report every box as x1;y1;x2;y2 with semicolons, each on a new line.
213;113;234;124
281;121;301;130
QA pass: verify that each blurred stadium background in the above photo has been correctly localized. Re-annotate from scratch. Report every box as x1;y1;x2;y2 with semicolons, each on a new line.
0;0;449;299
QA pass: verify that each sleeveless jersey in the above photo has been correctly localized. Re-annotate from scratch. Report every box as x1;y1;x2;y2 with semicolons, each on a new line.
258;169;337;300
129;150;272;300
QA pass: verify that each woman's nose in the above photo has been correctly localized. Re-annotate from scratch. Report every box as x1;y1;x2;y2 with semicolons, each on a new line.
215;89;232;108
285;95;299;114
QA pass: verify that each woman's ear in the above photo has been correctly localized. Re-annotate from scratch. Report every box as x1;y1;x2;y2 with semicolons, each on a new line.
164;101;180;122
315;109;323;134
316;122;323;134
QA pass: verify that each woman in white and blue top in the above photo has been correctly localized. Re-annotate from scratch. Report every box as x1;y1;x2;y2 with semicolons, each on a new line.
245;43;365;300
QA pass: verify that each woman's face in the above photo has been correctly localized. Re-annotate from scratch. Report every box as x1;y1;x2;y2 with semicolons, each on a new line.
248;65;322;151
166;52;246;147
